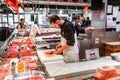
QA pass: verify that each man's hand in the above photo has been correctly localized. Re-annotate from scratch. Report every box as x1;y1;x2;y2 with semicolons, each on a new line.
55;48;63;54
85;27;95;33
56;43;61;51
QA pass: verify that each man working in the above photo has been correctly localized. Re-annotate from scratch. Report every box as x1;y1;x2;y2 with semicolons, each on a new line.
50;15;79;62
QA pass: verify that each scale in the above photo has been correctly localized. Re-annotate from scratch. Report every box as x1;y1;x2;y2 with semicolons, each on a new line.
110;53;120;62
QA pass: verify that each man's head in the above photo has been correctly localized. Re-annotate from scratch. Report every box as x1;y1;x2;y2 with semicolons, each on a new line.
87;17;90;20
49;15;61;28
20;18;24;24
73;16;81;23
20;3;24;9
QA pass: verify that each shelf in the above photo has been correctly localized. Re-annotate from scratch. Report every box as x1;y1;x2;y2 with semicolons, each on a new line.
24;1;91;7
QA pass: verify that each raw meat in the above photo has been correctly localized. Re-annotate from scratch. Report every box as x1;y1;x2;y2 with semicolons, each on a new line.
94;66;119;80
45;49;56;55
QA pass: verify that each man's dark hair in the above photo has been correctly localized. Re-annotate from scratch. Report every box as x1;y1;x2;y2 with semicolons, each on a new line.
73;16;80;20
87;17;90;20
50;15;61;23
20;18;24;21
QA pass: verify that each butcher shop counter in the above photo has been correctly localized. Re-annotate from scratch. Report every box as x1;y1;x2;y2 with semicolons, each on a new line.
35;36;120;79
37;50;120;80
36;50;120;79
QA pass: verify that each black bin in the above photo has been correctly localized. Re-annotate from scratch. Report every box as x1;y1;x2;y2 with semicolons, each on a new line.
0;27;10;41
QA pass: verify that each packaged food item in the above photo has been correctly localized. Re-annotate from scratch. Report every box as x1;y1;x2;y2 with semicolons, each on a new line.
0;64;11;79
17;60;25;73
3;49;18;58
20;50;36;57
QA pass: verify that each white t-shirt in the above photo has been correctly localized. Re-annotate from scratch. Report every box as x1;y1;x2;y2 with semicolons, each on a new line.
29;24;41;38
19;7;24;13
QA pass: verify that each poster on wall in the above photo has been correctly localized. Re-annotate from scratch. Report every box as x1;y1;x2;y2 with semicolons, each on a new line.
116;11;120;21
107;5;112;14
113;6;119;17
107;15;115;28
116;24;120;32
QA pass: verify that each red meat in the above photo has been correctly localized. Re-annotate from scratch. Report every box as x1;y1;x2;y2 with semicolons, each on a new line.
45;49;56;55
27;61;38;70
94;66;119;80
3;49;18;58
20;50;36;57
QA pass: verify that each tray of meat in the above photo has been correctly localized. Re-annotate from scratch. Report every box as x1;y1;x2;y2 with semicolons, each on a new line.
3;49;18;58
20;56;38;70
20;44;35;51
44;49;56;57
20;50;36;57
20;56;38;62
27;61;38;70
0;64;11;78
8;43;19;50
14;71;45;80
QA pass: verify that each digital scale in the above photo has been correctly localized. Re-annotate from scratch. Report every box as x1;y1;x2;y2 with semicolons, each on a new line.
110;53;120;62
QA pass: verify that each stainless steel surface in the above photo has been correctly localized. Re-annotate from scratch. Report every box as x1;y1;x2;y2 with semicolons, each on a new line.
79;29;120;59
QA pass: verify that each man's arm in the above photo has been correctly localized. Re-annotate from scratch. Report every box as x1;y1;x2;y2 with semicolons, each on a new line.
76;24;86;33
76;24;95;33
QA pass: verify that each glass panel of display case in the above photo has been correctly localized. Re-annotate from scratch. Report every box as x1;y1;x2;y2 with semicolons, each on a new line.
8;14;13;26
38;14;43;25
25;14;31;24
14;23;17;28
14;14;19;22
2;14;7;22
20;14;25;20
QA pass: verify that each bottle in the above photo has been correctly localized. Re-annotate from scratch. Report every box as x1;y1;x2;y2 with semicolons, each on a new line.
17;60;25;73
11;62;16;74
17;48;25;73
